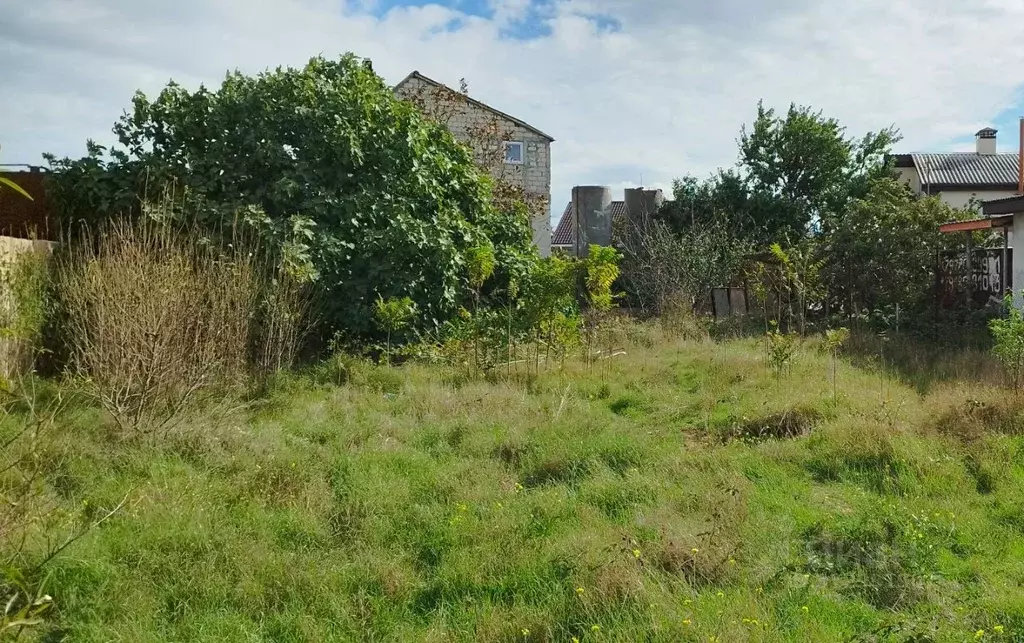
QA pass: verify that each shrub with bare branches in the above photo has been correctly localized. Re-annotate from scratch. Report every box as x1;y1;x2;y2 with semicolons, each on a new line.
51;208;310;432
618;218;751;318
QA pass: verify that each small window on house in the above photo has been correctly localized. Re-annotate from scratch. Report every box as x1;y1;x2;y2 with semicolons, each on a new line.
504;141;524;165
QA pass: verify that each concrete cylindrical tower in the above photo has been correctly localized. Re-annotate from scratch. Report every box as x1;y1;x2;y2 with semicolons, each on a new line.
623;187;665;231
571;185;613;257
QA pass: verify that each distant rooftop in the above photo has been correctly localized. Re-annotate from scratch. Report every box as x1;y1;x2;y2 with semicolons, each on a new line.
893;152;1020;190
551;201;627;247
394;70;555;142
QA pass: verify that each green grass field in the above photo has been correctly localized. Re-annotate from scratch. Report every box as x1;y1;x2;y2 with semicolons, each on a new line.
13;329;1024;642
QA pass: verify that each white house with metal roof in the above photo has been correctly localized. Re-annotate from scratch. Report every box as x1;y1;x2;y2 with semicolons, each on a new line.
893;128;1021;209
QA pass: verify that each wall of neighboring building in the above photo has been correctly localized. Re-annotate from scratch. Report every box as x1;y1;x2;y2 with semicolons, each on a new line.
893;166;1019;211
895;166;921;193
934;190;1019;210
1014;215;1024;311
395;76;552;256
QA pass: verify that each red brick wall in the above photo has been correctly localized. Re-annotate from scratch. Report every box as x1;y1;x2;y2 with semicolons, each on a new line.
0;171;55;240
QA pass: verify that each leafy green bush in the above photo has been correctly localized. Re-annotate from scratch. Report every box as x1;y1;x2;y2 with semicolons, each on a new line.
45;54;536;339
766;321;798;377
989;294;1024;388
374;296;415;365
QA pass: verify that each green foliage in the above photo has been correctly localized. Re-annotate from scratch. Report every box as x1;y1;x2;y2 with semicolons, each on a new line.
373;296;416;335
824;327;850;353
656;171;753;235
466;242;496;293
824;327;850;399
660;101;898;245
433;255;584;373
764;240;823;334
656;100;924;327
45;54;535;339
0;249;50;349
826;176;972;317
766;321;798;377
582;245;621;312
374;295;415;364
989;294;1024;388
740;101;898;241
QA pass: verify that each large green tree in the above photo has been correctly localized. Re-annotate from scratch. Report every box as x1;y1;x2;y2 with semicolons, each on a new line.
739;101;898;240
46;55;536;337
824;176;970;318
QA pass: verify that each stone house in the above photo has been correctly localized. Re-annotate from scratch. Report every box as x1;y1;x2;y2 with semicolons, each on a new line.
394;71;554;256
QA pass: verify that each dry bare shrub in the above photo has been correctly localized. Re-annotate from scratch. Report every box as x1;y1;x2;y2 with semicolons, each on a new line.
932;393;1024;442
618;218;751;319
52;214;262;432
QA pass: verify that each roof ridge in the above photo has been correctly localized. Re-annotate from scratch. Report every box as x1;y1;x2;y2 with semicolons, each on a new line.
395;70;555;142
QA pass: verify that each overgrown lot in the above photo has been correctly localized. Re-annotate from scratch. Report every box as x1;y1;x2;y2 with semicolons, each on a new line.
7;330;1024;642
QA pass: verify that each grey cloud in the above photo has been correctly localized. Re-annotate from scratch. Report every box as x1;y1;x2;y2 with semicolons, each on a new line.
3;0;1024;218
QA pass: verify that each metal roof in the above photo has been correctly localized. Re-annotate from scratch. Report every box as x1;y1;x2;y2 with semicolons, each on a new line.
394;71;555;142
551;201;626;246
912;153;1019;189
982;194;1024;216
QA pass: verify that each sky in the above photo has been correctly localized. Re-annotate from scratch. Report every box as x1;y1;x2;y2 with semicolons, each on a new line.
4;0;1024;222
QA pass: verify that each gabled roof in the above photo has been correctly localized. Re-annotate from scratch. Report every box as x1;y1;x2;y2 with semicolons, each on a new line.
394;70;555;142
894;152;1020;190
551;201;627;246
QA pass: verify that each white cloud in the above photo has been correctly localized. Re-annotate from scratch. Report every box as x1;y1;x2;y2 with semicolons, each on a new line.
4;0;1024;222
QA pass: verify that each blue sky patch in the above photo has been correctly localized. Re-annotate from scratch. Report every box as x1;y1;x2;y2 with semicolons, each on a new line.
366;0;493;19
365;0;559;41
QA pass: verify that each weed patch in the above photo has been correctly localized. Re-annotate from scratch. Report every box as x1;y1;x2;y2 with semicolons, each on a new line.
608;394;651;417
720;405;822;443
521;457;591;488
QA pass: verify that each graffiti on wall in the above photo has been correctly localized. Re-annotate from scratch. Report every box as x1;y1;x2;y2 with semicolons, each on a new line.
937;248;1012;309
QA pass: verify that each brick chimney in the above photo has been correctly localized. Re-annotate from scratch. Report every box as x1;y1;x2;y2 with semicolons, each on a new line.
976;127;997;155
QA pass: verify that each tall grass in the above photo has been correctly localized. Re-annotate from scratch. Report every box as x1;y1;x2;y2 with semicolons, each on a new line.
2;327;1020;641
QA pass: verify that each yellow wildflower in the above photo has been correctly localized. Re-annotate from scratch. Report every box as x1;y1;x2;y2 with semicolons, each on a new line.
994;625;1005;634
682;619;692;626
521;628;530;637
591;625;601;633
632;548;641;559
976;630;985;639
576;587;585;596
801;606;809;613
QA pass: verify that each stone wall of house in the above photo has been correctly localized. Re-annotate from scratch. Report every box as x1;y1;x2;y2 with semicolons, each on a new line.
396;76;552;255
